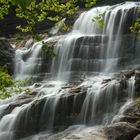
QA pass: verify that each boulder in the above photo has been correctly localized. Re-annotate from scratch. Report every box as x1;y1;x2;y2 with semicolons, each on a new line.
133;134;140;140
104;122;140;140
0;38;15;74
116;116;140;124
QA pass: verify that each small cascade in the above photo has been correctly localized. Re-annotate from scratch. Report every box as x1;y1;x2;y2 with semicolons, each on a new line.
14;36;59;81
127;76;135;99
111;76;135;123
79;77;121;125
14;39;42;80
119;76;135;114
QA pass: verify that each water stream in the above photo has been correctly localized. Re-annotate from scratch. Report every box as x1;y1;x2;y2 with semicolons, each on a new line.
0;2;140;140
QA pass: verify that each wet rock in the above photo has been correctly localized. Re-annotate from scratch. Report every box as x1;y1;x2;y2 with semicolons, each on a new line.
104;122;140;140
135;84;140;93
3;85;87;139
133;134;140;140
135;79;140;85
39;36;60;74
61;132;107;140
69;86;82;94
135;71;140;79
123;101;140;126
102;78;112;84
135;70;140;97
14;97;47;139
121;70;135;79
34;83;42;88
0;37;15;74
2;94;36;117
117;116;140;124
53;92;86;130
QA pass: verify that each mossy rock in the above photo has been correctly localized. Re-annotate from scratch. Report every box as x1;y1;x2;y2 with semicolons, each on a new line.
136;97;140;105
135;92;140;98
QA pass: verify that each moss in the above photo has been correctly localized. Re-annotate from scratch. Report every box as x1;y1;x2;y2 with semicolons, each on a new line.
136;97;140;105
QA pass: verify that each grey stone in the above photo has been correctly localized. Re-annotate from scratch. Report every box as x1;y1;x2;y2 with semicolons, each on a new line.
104;122;140;140
134;134;140;140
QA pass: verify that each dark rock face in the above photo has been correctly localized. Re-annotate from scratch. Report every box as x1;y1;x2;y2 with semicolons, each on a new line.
53;90;87;130
0;94;36;120
0;38;15;74
104;122;140;140
135;70;140;97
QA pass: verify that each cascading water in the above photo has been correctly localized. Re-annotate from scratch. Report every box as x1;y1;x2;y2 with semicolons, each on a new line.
14;39;42;80
51;2;139;80
0;2;140;140
14;36;60;80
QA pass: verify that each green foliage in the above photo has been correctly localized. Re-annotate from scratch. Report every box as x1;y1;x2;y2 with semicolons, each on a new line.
136;97;140;104
130;8;140;36
0;65;32;99
56;22;70;32
24;88;32;94
85;0;96;8
92;12;105;28
0;65;14;99
0;0;9;20
33;34;44;42
0;65;14;87
42;42;56;58
130;18;140;35
0;0;96;35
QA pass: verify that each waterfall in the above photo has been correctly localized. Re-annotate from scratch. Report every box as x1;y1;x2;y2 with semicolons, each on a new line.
14;39;42;80
14;36;59;80
111;76;135;123
0;2;140;140
51;2;139;81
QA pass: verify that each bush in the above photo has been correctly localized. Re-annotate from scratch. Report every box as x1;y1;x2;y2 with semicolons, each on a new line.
0;65;32;99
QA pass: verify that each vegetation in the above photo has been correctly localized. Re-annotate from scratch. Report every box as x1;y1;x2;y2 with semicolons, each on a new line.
0;0;96;38
92;12;105;28
0;65;32;99
0;0;140;36
130;8;140;36
136;97;140;104
130;18;140;36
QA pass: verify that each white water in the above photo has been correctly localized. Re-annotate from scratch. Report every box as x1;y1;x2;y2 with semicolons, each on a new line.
51;2;139;80
14;36;60;80
111;76;135;123
0;2;139;140
14;39;42;80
